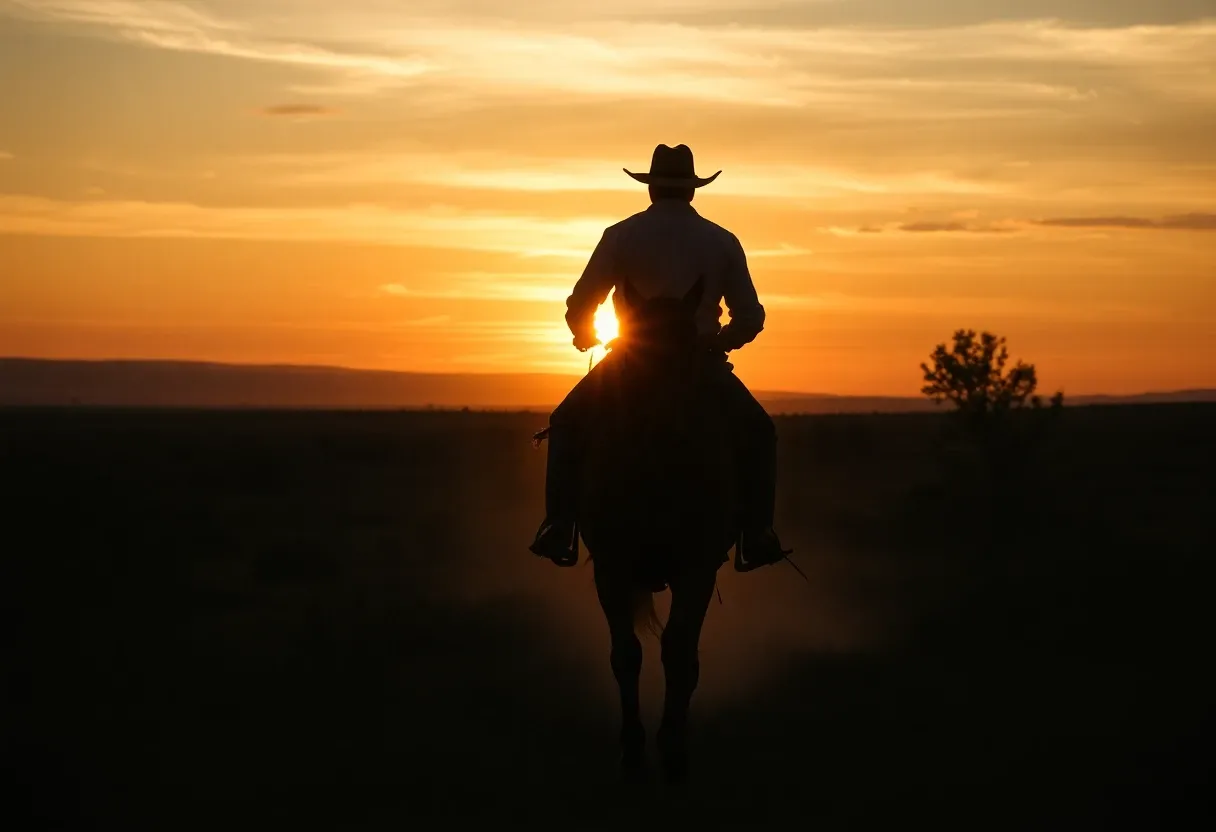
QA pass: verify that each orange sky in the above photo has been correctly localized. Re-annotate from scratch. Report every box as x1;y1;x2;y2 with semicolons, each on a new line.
1;1;1213;395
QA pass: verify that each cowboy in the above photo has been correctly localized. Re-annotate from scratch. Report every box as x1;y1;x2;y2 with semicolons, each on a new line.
530;144;787;571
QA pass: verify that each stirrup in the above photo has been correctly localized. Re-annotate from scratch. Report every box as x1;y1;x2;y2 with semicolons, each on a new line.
530;520;579;567
733;529;791;573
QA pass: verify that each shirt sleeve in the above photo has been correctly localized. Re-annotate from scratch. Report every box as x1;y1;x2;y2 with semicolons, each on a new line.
565;228;616;341
718;233;766;349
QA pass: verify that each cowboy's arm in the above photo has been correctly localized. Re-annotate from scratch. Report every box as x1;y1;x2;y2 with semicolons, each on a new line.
718;233;765;351
565;229;615;350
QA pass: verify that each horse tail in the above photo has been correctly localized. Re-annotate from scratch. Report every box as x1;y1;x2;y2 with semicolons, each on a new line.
631;587;663;638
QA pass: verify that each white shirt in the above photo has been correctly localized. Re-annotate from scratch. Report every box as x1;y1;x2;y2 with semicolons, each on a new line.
565;199;766;347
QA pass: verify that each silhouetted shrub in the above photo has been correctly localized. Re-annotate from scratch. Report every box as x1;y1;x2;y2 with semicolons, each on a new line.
921;329;1050;416
920;330;1067;549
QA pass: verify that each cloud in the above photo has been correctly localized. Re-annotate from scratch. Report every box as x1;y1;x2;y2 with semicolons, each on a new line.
4;0;430;82
380;277;569;303
255;151;1004;200
399;315;453;327
751;243;814;258
0;194;614;255
399;319;571;346
762;291;1171;323
851;220;1024;234
1037;213;1216;230
898;221;969;233
18;1;1202;32
1153;214;1216;230
259;104;334;117
0;151;13;161
7;1;1214;107
4;2;1214;255
676;0;1216;28
839;214;1216;235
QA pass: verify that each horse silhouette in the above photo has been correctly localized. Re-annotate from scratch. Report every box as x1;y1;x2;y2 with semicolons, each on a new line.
568;277;739;782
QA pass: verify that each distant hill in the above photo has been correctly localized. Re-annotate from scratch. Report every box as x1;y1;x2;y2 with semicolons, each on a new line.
2;358;1213;414
0;358;576;411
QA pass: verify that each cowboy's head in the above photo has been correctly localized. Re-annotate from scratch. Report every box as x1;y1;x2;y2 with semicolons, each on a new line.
624;144;720;204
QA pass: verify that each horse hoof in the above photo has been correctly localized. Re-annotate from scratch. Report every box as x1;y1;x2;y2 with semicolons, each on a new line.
660;751;688;785
619;722;646;778
620;755;647;784
620;742;646;776
656;726;689;785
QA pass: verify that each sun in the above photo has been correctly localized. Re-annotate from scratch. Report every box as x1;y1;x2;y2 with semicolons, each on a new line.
594;293;619;345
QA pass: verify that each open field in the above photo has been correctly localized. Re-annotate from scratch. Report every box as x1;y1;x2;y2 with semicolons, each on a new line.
3;405;1213;827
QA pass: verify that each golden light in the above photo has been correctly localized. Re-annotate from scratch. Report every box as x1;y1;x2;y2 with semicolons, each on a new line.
593;293;619;345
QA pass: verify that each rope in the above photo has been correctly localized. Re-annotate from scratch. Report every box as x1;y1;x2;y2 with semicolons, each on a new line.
783;552;810;583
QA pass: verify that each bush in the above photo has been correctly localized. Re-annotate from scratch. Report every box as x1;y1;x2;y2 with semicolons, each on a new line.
921;330;1060;416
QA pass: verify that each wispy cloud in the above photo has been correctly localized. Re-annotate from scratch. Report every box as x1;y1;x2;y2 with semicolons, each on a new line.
763;292;1172;323
399;314;452;327
259;104;334;117
8;1;1213;225
380;274;569;303
895;220;1020;234
827;219;1026;235
1037;213;1216;231
899;221;969;233
751;243;814;258
818;213;1216;235
4;0;430;83
405;319;572;347
7;1;1214;107
0;151;13;161
256;152;1005;199
0;194;614;254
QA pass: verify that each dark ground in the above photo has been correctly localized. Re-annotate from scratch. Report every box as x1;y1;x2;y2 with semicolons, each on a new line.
2;405;1213;828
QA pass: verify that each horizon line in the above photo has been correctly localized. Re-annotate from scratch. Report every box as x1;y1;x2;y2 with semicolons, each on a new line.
2;355;1214;401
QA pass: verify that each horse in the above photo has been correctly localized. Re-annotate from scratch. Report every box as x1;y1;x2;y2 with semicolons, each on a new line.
570;277;740;783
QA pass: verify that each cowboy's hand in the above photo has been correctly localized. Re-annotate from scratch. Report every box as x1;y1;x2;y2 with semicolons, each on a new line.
572;331;600;352
698;331;730;354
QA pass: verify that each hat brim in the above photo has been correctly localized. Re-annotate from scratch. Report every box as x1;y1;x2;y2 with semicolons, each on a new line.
624;169;721;188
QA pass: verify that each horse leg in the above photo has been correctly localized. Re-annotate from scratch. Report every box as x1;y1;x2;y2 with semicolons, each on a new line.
594;566;645;775
657;560;718;783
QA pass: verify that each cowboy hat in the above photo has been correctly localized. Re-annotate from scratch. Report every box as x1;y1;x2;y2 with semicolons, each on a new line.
624;143;721;188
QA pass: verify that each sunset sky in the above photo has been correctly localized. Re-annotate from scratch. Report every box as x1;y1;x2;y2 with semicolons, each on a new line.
1;0;1213;395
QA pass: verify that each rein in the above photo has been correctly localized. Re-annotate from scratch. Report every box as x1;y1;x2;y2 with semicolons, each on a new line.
531;342;603;449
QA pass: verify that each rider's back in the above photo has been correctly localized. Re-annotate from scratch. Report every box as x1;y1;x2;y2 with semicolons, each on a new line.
601;201;754;338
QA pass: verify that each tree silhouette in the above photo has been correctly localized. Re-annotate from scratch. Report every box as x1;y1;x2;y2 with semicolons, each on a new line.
920;329;1047;415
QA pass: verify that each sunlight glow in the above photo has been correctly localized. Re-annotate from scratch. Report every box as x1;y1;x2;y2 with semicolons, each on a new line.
586;295;620;369
594;296;619;345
